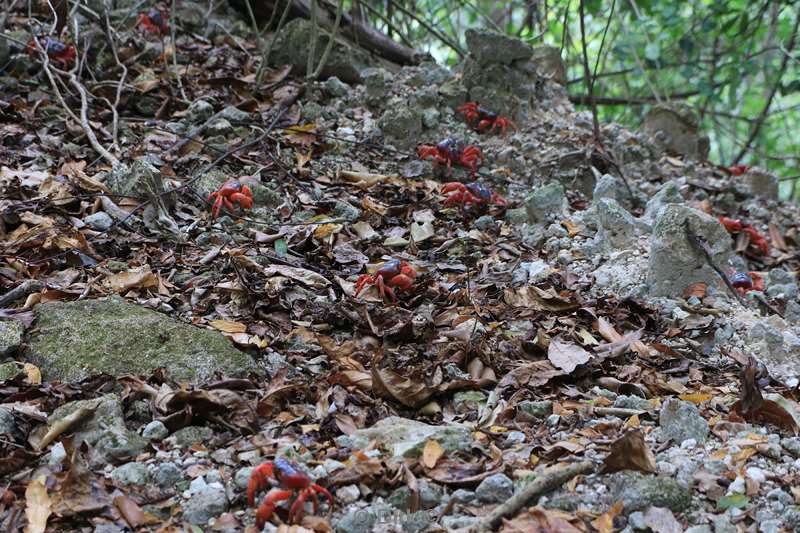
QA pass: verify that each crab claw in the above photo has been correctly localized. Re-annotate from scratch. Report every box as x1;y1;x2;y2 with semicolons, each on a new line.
247;462;276;507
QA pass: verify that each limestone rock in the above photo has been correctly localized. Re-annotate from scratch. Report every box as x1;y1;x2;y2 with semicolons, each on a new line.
594;198;639;250
378;100;422;149
531;45;566;85
606;471;692;512
0;319;24;357
465;29;534;65
642;104;710;159
743;167;779;200
646;205;732;297
26;296;257;382
336;416;472;460
593;174;632;209
659;398;709;444
643;181;684;223
525;181;567;224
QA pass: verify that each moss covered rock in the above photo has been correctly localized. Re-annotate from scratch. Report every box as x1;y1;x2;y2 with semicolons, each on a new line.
26;296;256;382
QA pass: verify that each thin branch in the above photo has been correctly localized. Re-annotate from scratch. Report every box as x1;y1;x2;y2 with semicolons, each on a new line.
255;0;292;84
389;0;465;57
733;12;800;164
307;0;344;80
578;0;599;141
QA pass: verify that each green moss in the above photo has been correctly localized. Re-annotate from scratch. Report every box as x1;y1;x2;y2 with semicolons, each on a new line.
27;296;257;383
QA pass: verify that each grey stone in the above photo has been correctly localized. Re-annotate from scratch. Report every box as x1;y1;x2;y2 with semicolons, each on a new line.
659;399;709;444
450;489;476;504
333;200;361;223
474;215;496;232
643;181;684;223
336;485;361;504
48;394;147;465
642;104;710;159
336;416;472;460
607;471;691;512
476;473;513;503
153;462;182;487
142;420;169;440
712;514;737;533
505;431;526;446
684;526;712;533
0;408;18;438
782;437;800;457
206;117;233;135
184;99;214;124
182;485;229;525
362;67;394;100
218;106;250;123
403;62;452;86
378;102;422;149
0;320;23;357
389;480;443;510
269;19;372;83
400;511;431;532
167;425;214;448
614;395;653;411
111;462;150;486
743;167;779;200
759;519;782;533
441;516;478;529
421;107;440;129
27;296;257;382
452;391;486;413
234;466;255;490
646;205;732;297
593;174;632;209
518;400;553;418
0;362;18;380
465;29;533;65
594;198;638;250
84;212;114;231
511;261;552;285
335;506;379;533
525;182;567;224
531;45;566;85
323;76;350;97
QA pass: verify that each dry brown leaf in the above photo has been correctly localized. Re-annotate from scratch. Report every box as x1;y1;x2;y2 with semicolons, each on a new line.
683;282;708;298
371;365;433;408
591;501;624;533
503;286;578;311
499;360;564;390
103;268;158;293
503;506;584;533
548;337;592;373
35;407;95;451
209;319;247;333
422;439;444;469
24;363;42;385
24;475;51;533
603;430;656;474
114;495;160;527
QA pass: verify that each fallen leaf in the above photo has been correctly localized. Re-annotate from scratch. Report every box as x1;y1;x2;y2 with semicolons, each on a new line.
591;501;624;533
24;475;51;533
679;392;712;404
422;439;444;469
410;221;435;243
603;430;656;473
103;267;158;293
115;495;160;527
716;493;748;510
643;506;682;533
683;282;708;298
209;320;247;334
371;365;433;408
35;407;95;451
548;337;591;373
24;363;42;385
503;286;579;311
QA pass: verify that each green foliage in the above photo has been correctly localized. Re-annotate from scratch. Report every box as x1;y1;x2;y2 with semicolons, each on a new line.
360;0;800;198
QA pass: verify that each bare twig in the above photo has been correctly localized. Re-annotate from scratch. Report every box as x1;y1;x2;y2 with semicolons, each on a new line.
307;0;344;80
255;0;292;84
472;461;596;531
577;0;600;141
170;0;188;100
0;280;45;308
389;0;465;57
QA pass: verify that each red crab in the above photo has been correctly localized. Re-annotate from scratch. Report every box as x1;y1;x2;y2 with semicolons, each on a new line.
718;216;770;256
441;182;507;208
417;138;482;176
354;259;416;302
137;8;169;35
247;458;333;528
207;180;253;219
457;102;516;135
26;37;76;69
721;164;749;176
730;270;765;295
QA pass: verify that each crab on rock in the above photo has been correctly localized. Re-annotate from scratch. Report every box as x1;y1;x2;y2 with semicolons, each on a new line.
441;182;507;208
457;102;517;135
247;458;334;528
417;138;482;176
718;216;770;256
137;8;169;35
354;259;416;302
207;180;253;219
27;37;76;69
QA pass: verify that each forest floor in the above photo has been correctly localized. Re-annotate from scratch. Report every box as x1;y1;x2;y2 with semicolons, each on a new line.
3;3;800;533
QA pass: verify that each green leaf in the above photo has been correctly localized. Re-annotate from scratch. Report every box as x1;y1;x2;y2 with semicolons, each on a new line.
644;42;660;61
274;238;288;258
717;494;749;510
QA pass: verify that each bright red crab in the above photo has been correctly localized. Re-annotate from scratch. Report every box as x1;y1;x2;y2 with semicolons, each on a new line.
207;180;253;219
441;182;507;208
137;8;169;35
417;138;482;176
27;37;76;69
247;458;333;528
457;102;517;135
354;259;416;302
721;164;749;176
730;270;765;295
718;216;770;256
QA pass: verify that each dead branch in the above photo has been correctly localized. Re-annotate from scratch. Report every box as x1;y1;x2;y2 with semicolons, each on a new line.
472;461;596;531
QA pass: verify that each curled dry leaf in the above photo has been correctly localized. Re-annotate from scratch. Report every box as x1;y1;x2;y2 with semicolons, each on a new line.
24;475;51;533
114;495;160;527
422;439;445;469
35;407;95;451
602;429;656;474
498;360;564;390
103;267;158;293
591;500;624;533
503;286;579;311
209;319;247;333
423;456;503;486
548;337;591;373
371;365;433;408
